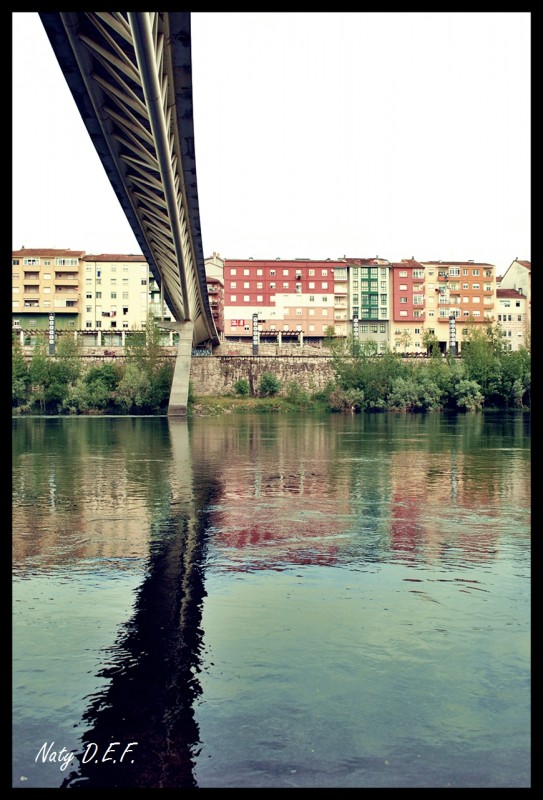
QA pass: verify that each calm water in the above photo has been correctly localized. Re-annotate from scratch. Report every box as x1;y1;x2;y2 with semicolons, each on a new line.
12;412;531;788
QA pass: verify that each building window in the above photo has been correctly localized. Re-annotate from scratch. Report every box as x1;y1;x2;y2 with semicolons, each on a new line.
230;295;237;302
141;279;147;285
283;282;289;289
257;295;263;302
321;269;328;276
230;268;237;275
55;257;78;266
243;295;250;302
244;269;250;276
96;321;102;328
111;292;117;299
230;282;237;289
244;282;250;289
322;282;328;289
96;292;102;299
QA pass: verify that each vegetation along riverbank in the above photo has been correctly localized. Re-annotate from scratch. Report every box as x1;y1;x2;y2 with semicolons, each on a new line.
12;318;530;416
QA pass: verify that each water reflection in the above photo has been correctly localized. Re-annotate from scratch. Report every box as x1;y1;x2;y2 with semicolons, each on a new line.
12;412;530;788
196;412;530;572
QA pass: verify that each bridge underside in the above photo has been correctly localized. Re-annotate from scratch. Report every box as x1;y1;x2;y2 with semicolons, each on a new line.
40;11;219;349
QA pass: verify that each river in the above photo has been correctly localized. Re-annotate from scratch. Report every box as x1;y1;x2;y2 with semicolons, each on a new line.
12;411;531;788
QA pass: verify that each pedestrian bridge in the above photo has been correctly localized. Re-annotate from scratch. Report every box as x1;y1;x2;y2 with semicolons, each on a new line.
39;12;219;414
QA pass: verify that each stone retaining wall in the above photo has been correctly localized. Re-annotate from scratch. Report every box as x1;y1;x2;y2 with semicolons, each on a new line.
190;354;335;396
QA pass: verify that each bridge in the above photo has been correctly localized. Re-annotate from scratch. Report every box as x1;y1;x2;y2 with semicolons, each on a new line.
39;11;219;415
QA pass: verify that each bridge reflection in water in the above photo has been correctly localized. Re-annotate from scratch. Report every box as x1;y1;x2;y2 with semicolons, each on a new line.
60;420;222;789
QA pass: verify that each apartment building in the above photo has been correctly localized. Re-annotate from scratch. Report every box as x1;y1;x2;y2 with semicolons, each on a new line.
421;260;496;353
336;257;391;352
498;258;531;335
12;248;84;331
389;259;426;354
204;252;225;337
81;254;154;333
12;248;175;338
222;258;348;343
496;288;529;351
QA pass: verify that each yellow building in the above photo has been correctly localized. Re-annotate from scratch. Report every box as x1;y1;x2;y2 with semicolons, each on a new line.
12;248;84;332
421;260;496;353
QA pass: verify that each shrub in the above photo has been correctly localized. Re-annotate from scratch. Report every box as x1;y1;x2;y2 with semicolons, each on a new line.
285;380;310;407
258;372;281;396
234;378;250;396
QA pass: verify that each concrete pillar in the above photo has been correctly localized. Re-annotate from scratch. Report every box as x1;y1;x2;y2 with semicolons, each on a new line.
168;321;194;416
97;330;102;347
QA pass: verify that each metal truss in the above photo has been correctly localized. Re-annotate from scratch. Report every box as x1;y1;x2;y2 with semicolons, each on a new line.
39;11;218;346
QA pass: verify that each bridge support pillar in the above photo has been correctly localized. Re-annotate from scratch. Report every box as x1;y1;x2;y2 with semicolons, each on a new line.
168;321;194;416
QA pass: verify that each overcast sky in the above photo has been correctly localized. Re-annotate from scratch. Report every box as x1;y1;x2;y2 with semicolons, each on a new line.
12;11;530;275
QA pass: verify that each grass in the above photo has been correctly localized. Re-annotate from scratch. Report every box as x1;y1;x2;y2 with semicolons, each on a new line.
188;395;330;416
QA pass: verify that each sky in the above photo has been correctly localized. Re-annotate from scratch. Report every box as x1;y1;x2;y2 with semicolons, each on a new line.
12;11;530;275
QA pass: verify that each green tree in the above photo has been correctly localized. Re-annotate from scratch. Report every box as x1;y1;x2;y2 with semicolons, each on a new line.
323;325;336;348
330;336;403;410
422;329;441;357
388;372;442;412
116;362;153;412
461;322;503;404
64;362;121;413
12;339;31;408
452;379;484;411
